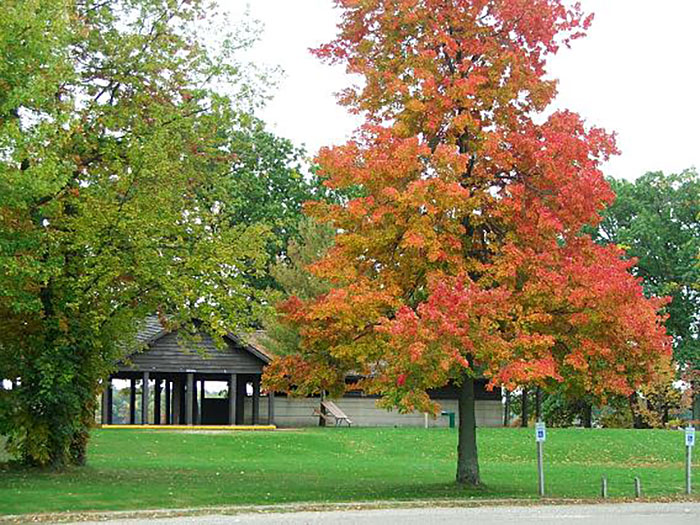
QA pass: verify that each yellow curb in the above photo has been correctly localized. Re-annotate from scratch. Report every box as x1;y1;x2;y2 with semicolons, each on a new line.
100;424;276;430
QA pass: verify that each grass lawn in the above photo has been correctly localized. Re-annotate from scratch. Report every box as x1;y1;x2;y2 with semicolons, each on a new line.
0;427;698;515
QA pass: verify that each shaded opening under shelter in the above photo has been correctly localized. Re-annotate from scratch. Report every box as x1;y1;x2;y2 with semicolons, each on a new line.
100;318;274;427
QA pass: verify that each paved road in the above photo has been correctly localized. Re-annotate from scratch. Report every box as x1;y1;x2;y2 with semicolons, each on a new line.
74;502;700;525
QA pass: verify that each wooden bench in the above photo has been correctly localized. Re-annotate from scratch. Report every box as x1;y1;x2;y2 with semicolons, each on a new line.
313;400;353;426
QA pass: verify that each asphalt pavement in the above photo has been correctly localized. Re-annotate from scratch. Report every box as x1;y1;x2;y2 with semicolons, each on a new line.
72;502;700;525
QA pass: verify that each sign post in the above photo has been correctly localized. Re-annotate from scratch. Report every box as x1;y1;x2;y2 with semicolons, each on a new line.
535;421;546;497
686;426;695;495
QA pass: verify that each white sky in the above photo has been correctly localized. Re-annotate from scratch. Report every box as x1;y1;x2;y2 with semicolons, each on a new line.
223;0;700;180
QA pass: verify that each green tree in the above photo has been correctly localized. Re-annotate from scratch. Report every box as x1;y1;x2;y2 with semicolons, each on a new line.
262;217;335;356
224;121;336;290
594;170;700;415
596;171;699;369
0;0;271;467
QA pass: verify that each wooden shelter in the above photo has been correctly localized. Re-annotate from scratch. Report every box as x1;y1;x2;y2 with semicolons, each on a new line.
99;319;505;429
101;318;274;426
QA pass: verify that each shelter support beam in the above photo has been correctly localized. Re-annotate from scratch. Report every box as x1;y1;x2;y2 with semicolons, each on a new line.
252;376;260;425
101;378;111;425
106;383;113;424
129;378;136;424
268;391;275;426
193;379;199;424
185;373;194;425
197;379;205;425
172;377;181;424
141;372;150;425
165;380;171;424
154;378;162;425
228;374;237;425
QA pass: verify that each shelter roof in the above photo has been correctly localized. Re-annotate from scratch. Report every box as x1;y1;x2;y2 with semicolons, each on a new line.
125;317;273;372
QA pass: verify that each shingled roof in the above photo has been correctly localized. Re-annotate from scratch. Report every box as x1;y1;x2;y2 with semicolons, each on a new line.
135;316;170;345
133;316;273;364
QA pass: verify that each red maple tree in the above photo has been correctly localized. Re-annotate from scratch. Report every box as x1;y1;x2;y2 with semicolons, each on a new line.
264;0;672;485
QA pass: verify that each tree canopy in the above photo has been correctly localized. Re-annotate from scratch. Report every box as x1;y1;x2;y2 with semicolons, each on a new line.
595;170;699;372
263;0;672;486
224;119;338;290
262;217;335;356
0;0;275;467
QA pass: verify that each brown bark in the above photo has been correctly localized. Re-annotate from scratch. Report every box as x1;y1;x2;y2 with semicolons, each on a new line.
521;387;529;427
503;389;511;427
581;402;593;428
456;376;480;486
629;392;649;429
69;430;88;466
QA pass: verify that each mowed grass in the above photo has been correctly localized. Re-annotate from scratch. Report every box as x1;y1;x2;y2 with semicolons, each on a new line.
0;427;698;515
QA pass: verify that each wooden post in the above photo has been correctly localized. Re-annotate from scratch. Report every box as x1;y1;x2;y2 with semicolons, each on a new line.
106;383;113;424
521;387;529;427
319;391;325;427
165;380;171;424
185;373;194;425
268;391;275;425
141;372;150;425
154;378;161;425
198;379;205;425
129;378;136;424
101;379;110;425
172;377;181;424
236;376;245;425
319;401;327;427
252;377;260;425
601;475;608;498
193;379;198;424
228;374;237;425
634;476;642;498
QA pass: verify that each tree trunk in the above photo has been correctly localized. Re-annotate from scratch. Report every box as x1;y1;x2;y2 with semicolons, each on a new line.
319;391;326;427
581;402;593;428
629;392;648;429
69;429;89;466
503;389;511;427
456;376;480;486
535;387;542;422
14;334;99;469
521;387;529;427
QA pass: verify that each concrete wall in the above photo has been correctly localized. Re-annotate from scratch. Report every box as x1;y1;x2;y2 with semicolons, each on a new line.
243;396;503;428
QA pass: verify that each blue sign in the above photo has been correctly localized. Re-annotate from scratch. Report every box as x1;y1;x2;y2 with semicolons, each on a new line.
535;422;546;442
686;427;696;448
